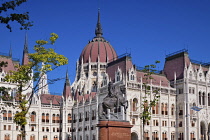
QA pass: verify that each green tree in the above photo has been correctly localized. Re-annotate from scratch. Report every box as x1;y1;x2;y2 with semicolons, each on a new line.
0;0;32;31
4;33;68;140
140;61;160;140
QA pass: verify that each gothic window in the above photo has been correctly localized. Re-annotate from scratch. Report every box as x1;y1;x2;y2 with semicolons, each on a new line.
189;71;192;79
132;98;138;111
56;114;60;123
165;103;168;115
162;132;167;140
8;111;12;121
179;132;184;140
130;71;135;81
156;103;159;114
42;113;45;123
31;111;36;122
30;135;35;140
43;135;48;140
68;113;72;123
52;114;56;123
161;103;164;115
17;135;21;140
91;81;97;92
116;71;120;82
199;92;202;105
152;132;158;140
144;132;149;140
202;92;205;105
208;93;210;106
46;113;49;123
54;136;58;140
190;132;195;140
4;134;10;140
171;104;174;116
2;110;7;120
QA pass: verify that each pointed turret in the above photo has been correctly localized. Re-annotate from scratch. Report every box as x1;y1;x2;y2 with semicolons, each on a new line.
95;9;103;38
63;69;71;100
38;63;49;95
22;33;29;65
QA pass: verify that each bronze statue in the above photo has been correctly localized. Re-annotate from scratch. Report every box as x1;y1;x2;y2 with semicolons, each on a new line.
98;82;128;119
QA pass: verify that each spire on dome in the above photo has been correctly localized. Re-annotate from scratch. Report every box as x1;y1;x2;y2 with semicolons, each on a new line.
95;9;103;38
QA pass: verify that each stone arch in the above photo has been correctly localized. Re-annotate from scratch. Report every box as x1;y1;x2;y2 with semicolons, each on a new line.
131;132;138;140
208;123;210;140
201;121;207;140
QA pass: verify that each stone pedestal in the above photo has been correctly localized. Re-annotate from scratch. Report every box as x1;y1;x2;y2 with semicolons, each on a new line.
97;120;133;140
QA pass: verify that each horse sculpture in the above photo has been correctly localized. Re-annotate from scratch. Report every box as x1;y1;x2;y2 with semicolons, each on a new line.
98;82;128;119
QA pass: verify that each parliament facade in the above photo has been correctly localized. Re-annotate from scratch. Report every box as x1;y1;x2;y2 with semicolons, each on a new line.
0;11;210;140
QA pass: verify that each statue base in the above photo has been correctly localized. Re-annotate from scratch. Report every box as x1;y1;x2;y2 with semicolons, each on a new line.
97;120;133;140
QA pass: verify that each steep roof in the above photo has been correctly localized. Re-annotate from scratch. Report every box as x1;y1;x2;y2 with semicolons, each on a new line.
40;94;62;105
163;49;190;81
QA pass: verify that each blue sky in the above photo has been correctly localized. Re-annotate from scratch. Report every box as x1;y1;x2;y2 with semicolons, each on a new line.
1;0;210;94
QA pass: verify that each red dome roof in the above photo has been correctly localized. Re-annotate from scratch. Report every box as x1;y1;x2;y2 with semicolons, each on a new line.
79;37;117;63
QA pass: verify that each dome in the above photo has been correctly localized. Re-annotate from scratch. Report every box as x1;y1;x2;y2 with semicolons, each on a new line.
79;37;117;63
79;9;117;63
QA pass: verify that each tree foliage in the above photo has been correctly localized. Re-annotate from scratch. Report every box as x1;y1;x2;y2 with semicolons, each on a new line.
140;61;160;140
0;0;33;31
4;33;68;140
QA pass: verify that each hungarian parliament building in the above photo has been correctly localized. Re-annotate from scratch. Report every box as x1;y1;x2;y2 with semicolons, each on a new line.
0;11;210;140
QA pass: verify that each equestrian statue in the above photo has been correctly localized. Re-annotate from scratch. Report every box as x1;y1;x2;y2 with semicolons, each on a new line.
98;82;128;119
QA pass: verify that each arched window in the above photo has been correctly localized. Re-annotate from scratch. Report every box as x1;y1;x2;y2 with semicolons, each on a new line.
4;134;10;140
52;114;56;123
179;132;184;140
17;135;21;140
2;110;7;120
208;93;210;106
92;135;96;140
171;132;175;140
68;113;72;123
42;113;45;123
116;72;120;82
91;81;97;92
199;92;202;105
171;104;174;116
43;135;48;140
56;114;60;123
53;136;58;140
8;110;12;121
155;103;159;114
30;135;35;140
162;132;167;140
46;113;49;123
202;92;205;105
152;132;158;140
132;98;138;111
165;103;168;115
161;103;164;115
31;112;36;122
190;132;195;140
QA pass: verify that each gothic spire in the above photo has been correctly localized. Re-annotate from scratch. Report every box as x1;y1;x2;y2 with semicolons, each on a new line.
95;9;103;38
65;69;70;86
24;32;28;53
22;33;29;65
63;69;71;100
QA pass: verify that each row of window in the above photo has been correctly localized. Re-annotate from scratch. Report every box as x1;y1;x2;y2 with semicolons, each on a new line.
143;132;195;140
3;135;62;140
131;99;175;116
